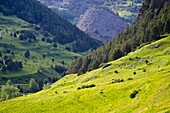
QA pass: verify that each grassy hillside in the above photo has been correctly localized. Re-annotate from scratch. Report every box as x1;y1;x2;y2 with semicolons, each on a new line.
68;0;170;74
0;14;81;84
0;0;101;52
0;34;169;113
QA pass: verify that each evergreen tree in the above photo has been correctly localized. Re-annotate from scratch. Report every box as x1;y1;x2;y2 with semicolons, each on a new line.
24;50;30;58
6;79;13;86
67;0;170;74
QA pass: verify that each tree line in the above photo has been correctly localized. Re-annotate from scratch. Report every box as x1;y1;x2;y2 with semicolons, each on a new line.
0;0;101;52
67;0;170;75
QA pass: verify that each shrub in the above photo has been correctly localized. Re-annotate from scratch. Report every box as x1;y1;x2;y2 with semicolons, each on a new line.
145;60;149;64
43;83;51;90
41;37;45;42
53;43;58;48
24;50;30;58
29;78;40;93
63;91;68;93
114;70;118;74
61;61;65;65
51;59;55;62
53;65;67;74
46;38;52;44
14;33;17;38
1;80;21;100
133;72;136;75
100;91;103;94
77;87;81;90
130;90;139;99
42;54;46;59
65;47;71;51
127;78;133;80
112;79;124;84
143;69;146;72
77;84;96;90
19;30;36;40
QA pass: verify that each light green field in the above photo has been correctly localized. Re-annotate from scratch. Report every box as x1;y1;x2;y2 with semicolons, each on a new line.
0;34;169;113
0;14;81;84
118;10;133;18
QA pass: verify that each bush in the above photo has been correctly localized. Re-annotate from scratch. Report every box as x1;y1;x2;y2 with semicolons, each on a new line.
65;47;71;51
143;69;146;72
130;90;139;99
77;84;96;90
112;79;124;84
24;50;30;58
53;65;67;74
41;37;46;42
19;30;36;41
127;78;133;80
114;70;118;74
133;72;136;75
1;80;21;100
1;59;23;72
29;78;40;93
43;83;51;90
145;60;149;64
53;43;58;48
46;38;52;44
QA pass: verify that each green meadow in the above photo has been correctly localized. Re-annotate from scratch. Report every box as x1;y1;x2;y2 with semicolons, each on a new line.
0;34;169;113
0;14;81;84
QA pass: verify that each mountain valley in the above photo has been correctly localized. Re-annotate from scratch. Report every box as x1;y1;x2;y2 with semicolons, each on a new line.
0;0;170;113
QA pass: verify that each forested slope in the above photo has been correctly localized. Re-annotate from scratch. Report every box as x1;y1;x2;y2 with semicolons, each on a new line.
67;0;170;75
0;0;101;52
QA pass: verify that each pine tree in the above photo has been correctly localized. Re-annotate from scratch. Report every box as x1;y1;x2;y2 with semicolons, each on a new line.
24;50;30;58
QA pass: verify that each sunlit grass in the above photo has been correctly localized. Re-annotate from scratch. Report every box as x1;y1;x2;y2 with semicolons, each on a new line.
0;35;169;113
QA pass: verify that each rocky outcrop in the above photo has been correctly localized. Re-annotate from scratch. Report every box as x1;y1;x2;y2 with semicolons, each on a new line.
38;0;143;42
76;7;127;43
38;0;143;23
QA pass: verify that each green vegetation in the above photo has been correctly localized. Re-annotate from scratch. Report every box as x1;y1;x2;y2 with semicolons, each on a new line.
0;34;170;113
29;78;40;93
0;14;82;87
43;83;51;90
0;0;101;52
68;0;170;75
1;80;21;100
0;0;169;112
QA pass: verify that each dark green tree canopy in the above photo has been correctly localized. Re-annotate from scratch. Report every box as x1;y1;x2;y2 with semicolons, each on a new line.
67;0;170;75
0;0;101;52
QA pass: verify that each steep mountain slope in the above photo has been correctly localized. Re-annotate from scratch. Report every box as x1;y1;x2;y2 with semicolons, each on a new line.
67;0;170;75
76;7;127;43
0;0;101;52
0;14;82;87
0;34;170;113
38;0;142;42
38;0;143;24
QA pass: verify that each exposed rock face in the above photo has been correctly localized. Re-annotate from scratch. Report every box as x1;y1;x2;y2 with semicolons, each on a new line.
38;0;143;23
38;0;143;42
76;7;127;43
